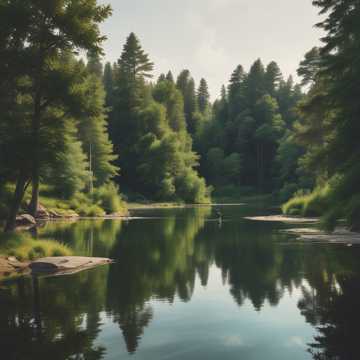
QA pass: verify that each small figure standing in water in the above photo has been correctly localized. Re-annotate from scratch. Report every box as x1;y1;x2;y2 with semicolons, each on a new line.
215;208;223;227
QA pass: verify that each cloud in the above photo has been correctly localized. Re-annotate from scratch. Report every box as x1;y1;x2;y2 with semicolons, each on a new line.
223;335;245;347
286;336;306;348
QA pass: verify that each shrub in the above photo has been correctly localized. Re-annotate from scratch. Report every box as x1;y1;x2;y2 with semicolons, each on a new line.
175;170;211;204
282;185;331;217
93;182;126;214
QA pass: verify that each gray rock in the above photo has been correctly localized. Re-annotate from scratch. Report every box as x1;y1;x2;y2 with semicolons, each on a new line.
16;214;36;226
30;256;113;275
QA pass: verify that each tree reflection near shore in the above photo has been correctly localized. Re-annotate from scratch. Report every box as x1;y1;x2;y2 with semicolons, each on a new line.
1;207;360;359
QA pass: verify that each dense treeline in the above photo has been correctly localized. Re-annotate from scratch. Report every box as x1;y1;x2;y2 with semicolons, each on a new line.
282;0;360;231
1;0;360;232
195;61;306;197
104;33;210;203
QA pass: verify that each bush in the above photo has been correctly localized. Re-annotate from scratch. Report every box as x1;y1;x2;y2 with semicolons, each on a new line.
175;170;211;204
93;183;126;214
282;185;331;217
76;204;105;217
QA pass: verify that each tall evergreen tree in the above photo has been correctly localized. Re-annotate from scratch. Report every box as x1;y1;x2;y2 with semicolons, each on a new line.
265;61;282;96
246;59;266;108
78;69;118;186
157;73;166;83
228;65;246;117
166;71;174;83
103;62;114;107
118;32;154;81
197;78;210;114
176;70;198;135
87;50;104;78
297;47;321;86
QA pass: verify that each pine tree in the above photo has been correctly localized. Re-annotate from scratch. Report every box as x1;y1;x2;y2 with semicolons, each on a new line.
87;50;104;78
166;71;174;83
228;65;246;117
176;70;198;134
103;62;114;107
118;32;154;81
157;74;166;83
111;33;155;188
297;47;321;86
197;78;210;114
77;72;118;186
265;61;282;96
246;59;266;108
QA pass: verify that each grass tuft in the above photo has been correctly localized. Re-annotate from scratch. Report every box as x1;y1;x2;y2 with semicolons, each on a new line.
0;233;72;261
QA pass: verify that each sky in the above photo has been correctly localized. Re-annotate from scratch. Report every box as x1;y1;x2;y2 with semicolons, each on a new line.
98;0;324;99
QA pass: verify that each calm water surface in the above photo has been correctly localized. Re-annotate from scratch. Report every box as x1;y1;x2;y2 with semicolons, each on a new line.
1;204;360;360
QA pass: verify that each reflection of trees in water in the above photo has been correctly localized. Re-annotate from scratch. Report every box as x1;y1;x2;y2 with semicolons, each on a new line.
3;212;360;359
106;207;211;352
114;304;153;354
0;267;109;360
197;221;288;310
0;220;123;358
39;219;123;257
294;247;360;360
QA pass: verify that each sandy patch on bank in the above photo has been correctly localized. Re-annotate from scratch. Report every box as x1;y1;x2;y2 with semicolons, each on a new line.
245;215;319;224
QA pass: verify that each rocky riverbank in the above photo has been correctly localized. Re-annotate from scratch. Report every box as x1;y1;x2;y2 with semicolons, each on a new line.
14;203;129;230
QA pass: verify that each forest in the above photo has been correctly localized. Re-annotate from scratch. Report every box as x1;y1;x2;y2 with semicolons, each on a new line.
1;0;359;232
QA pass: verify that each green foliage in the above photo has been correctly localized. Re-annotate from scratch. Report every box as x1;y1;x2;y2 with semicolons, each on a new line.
0;233;72;261
0;0;114;230
281;1;360;230
175;169;211;204
196;58;303;196
108;33;210;204
93;183;126;214
77;73;118;185
118;32;154;81
197;78;210;114
50;122;90;198
282;185;331;217
176;70;199;135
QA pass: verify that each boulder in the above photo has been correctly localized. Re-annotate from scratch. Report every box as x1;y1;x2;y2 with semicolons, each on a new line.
48;209;62;218
35;203;50;219
30;256;113;275
16;214;36;227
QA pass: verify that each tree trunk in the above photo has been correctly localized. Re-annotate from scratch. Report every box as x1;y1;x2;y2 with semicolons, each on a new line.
4;171;28;232
29;168;39;216
29;86;42;217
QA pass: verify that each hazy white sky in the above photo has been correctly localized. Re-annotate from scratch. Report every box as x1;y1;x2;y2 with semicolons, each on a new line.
99;0;324;98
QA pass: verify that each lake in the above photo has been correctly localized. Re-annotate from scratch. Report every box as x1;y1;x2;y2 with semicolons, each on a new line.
1;204;360;360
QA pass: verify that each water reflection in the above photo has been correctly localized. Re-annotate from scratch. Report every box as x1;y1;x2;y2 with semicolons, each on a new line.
1;206;360;359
